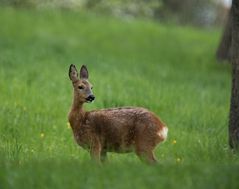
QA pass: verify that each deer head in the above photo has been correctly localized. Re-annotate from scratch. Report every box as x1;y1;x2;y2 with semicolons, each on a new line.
69;64;95;103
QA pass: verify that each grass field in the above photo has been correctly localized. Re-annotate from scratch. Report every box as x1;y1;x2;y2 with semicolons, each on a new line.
0;7;239;189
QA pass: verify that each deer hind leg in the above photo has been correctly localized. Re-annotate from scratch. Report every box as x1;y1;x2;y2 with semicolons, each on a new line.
135;140;158;164
136;148;157;164
135;129;160;164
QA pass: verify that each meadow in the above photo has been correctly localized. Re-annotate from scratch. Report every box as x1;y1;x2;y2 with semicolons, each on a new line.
0;7;239;189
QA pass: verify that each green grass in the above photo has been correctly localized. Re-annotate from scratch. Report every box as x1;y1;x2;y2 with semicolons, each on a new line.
0;7;238;189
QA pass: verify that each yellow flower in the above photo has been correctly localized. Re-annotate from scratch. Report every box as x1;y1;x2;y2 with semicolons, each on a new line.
67;122;71;129
176;158;181;163
172;140;177;144
40;133;45;138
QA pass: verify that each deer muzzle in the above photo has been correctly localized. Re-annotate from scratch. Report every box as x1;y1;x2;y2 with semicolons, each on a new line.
86;94;95;102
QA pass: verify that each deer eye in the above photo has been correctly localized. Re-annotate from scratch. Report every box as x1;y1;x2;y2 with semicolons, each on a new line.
78;86;84;90
91;86;93;90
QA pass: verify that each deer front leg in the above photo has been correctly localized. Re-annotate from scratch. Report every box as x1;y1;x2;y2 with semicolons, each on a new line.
100;150;107;162
90;137;101;163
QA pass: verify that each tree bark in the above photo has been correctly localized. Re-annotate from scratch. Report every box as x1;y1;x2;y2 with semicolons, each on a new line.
229;0;239;149
216;8;232;62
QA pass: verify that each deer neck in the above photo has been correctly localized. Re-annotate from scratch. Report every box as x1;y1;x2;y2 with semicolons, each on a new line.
72;95;84;111
69;93;86;129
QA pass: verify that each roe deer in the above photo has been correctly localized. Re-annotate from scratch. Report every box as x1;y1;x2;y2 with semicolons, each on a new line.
68;64;168;164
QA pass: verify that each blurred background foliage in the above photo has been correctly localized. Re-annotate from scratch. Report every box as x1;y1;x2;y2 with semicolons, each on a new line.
0;0;230;27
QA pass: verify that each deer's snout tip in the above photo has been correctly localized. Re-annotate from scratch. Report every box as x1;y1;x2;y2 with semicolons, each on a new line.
86;94;95;102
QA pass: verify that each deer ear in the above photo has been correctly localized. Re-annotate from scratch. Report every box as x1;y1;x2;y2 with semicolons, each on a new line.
80;65;89;79
69;64;78;82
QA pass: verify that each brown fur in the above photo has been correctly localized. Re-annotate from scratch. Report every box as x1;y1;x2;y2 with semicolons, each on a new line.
68;65;168;164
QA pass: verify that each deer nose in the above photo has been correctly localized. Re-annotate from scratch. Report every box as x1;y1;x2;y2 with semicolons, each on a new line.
86;94;95;102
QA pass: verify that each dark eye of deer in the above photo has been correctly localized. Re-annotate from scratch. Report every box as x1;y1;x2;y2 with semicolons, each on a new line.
78;86;84;90
91;87;93;90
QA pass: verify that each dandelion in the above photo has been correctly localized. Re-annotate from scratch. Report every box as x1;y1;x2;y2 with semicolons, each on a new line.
176;158;181;163
172;139;177;144
40;133;45;138
67;122;71;129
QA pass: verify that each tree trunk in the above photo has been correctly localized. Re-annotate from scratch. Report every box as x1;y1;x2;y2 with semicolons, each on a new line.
216;8;232;62
229;0;239;149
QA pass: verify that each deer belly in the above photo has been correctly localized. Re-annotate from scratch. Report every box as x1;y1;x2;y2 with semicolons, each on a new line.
105;142;134;153
103;132;136;153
